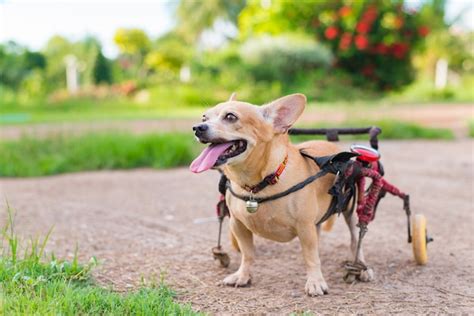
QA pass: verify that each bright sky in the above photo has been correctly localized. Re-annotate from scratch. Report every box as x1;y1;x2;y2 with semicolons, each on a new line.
0;0;472;58
0;0;176;57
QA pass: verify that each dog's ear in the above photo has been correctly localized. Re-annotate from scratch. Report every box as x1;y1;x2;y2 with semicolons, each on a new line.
228;92;237;102
262;94;306;133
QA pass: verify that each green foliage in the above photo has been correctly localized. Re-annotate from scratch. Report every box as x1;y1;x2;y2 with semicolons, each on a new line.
0;42;46;89
176;0;246;43
113;28;151;55
469;121;474;138
239;34;333;83
288;69;380;102
113;28;151;80
145;32;194;73
92;49;113;84
0;132;198;177
371;120;454;139
389;74;474;102
0;206;199;315
190;46;283;104
42;35;103;91
414;30;473;77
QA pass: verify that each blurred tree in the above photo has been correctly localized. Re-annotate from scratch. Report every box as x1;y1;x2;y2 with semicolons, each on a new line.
114;28;151;55
145;32;193;75
239;34;333;84
176;0;246;43
92;49;113;84
43;35;73;90
0;41;46;89
114;28;151;79
43;35;101;91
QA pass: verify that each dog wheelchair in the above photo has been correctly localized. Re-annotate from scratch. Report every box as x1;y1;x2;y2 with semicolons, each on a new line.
212;126;432;281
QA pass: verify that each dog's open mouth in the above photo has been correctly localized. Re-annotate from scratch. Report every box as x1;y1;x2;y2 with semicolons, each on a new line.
190;140;247;173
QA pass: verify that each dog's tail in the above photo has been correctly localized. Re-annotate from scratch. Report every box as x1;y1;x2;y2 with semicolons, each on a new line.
230;231;240;252
322;214;337;232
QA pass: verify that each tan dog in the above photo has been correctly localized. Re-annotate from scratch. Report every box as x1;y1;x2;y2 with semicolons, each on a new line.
190;93;372;296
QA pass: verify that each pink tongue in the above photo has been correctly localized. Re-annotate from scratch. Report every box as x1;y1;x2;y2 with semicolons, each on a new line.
190;142;233;173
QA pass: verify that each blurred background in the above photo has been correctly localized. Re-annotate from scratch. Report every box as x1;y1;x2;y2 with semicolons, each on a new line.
0;0;473;176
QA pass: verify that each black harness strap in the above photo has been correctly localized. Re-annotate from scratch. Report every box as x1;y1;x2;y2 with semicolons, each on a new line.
226;168;329;204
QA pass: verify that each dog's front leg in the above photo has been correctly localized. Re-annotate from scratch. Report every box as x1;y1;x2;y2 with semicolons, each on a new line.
223;217;254;287
298;225;328;296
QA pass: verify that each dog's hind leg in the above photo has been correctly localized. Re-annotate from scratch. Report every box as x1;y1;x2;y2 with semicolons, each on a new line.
321;214;337;232
223;217;254;287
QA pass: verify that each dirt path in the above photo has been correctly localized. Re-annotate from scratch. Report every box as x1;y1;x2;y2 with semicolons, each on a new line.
1;140;473;314
1;104;472;140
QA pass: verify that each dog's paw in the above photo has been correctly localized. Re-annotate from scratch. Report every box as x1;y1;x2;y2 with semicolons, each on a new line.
223;272;251;287
359;268;375;282
305;277;329;296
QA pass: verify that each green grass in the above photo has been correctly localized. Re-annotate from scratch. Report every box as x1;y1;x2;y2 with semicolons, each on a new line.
0;132;198;177
0;205;199;315
469;121;474;138
0;120;454;177
0;99;207;125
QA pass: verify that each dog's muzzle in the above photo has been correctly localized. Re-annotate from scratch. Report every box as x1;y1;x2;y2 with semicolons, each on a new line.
193;124;209;140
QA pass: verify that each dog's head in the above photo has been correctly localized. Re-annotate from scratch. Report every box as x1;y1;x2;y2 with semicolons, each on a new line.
190;93;306;173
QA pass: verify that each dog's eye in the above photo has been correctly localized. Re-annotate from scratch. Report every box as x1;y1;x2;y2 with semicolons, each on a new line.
224;113;238;122
202;115;208;122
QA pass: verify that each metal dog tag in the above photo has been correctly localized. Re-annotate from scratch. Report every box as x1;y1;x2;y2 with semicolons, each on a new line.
246;199;258;213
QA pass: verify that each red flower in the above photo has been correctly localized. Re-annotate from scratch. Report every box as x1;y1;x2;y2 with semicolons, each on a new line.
356;21;371;34
373;43;389;55
391;43;409;59
404;30;413;38
339;6;351;17
362;5;378;22
339;33;352;51
355;35;369;50
361;64;375;77
324;26;339;40
418;26;430;37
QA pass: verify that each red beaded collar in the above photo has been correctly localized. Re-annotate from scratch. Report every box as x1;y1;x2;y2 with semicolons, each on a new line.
243;155;288;194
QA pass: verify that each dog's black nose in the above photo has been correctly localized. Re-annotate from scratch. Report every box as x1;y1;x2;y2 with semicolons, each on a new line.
193;124;208;133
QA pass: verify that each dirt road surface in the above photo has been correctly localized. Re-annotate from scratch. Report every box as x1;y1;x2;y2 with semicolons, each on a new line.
1;140;473;314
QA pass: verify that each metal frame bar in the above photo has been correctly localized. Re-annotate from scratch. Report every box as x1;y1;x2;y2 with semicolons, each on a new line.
289;126;382;149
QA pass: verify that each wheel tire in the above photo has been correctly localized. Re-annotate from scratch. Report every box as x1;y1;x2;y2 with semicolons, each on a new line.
412;214;428;265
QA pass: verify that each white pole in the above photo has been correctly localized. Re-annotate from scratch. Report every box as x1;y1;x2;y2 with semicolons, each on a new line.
435;58;448;90
179;65;191;83
64;55;79;94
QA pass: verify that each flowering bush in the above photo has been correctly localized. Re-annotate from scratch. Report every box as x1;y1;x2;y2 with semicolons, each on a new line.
240;0;430;89
308;1;430;89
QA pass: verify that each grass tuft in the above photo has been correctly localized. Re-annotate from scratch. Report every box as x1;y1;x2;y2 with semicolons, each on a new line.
0;204;199;315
